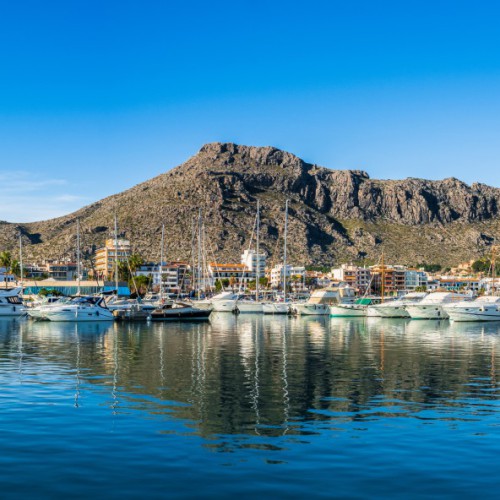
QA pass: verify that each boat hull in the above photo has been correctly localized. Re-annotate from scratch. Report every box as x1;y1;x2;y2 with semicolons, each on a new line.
262;303;289;314
150;308;211;321
0;305;26;317
236;302;264;313
45;310;115;322
329;305;366;317
293;303;329;315
445;307;500;322
405;305;449;320
366;305;410;318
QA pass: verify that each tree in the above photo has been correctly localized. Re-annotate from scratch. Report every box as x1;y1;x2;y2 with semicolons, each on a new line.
0;251;12;269
259;276;269;288
128;254;144;274
10;259;20;277
117;261;130;281
415;285;427;292
131;275;151;296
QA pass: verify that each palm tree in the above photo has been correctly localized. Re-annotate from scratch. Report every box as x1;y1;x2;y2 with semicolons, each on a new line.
128;254;144;274
0;251;12;269
10;259;20;277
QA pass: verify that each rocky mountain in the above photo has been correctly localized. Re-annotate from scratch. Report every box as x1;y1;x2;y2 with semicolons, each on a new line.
1;142;499;268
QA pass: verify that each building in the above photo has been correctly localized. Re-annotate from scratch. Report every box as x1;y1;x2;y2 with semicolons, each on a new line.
46;262;79;281
370;265;410;294
95;239;131;280
0;267;15;284
405;269;428;290
241;249;266;278
331;264;371;293
269;264;306;289
208;263;251;288
135;261;191;294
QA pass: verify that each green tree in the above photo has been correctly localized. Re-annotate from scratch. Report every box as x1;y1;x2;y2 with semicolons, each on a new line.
0;251;12;269
117;261;130;281
131;275;151;296
415;285;427;292
128;254;144;273
10;259;20;277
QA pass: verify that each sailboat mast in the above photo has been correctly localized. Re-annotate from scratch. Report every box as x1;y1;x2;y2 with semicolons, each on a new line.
160;224;165;302
76;219;81;296
18;231;23;285
256;200;260;301
197;208;202;300
113;214;119;295
492;245;497;295
381;252;385;303
283;200;288;302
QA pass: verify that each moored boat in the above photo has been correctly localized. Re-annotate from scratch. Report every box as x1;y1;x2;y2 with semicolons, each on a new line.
366;292;428;318
443;295;500;322
44;296;115;322
0;287;26;317
150;302;211;321
405;292;471;320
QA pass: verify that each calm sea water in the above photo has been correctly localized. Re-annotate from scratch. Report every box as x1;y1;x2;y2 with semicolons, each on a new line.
1;314;499;499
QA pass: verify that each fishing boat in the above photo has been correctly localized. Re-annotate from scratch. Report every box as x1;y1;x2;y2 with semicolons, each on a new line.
150;302;211;321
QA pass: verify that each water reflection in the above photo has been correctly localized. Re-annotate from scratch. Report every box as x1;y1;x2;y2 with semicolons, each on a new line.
1;316;500;438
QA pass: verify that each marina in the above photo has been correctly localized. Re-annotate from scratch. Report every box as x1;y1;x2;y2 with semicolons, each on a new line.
1;314;500;498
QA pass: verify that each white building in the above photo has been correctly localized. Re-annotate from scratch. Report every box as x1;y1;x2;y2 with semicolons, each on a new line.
0;267;15;284
241;249;266;278
269;264;306;289
404;270;428;290
135;262;189;294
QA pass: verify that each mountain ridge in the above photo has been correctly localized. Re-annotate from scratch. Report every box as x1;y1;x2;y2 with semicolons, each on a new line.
1;142;499;267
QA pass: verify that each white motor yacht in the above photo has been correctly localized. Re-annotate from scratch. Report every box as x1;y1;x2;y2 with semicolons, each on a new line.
366;292;428;318
443;295;500;322
0;287;26;317
405;292;471;320
44;296;115;322
292;287;350;316
192;291;237;313
27;296;68;320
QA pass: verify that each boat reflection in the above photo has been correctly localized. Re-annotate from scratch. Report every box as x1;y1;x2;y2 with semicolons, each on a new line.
0;315;499;443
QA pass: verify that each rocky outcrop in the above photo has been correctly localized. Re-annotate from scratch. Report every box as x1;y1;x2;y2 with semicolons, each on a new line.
1;142;499;267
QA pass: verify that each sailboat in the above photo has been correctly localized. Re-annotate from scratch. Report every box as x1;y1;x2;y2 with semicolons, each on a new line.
151;219;212;321
189;210;238;313
263;200;290;315
237;200;264;314
44;219;114;322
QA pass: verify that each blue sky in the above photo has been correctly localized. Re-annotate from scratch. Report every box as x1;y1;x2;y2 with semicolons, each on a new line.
1;0;500;222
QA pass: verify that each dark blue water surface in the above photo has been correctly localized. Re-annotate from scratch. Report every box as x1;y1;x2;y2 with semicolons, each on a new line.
1;315;499;499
